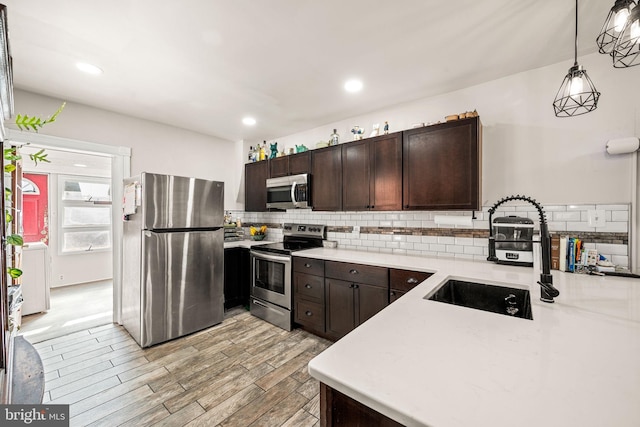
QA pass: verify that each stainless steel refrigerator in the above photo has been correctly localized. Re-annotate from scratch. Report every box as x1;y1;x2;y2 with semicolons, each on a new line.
121;172;224;347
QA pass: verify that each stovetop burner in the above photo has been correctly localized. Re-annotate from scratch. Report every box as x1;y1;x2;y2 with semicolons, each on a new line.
251;223;326;255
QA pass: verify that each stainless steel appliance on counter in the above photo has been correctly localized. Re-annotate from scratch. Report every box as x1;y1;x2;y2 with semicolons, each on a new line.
266;173;311;209
122;172;224;347
250;223;325;330
493;215;534;267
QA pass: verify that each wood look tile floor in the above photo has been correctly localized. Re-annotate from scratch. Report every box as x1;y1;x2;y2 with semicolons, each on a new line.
35;309;332;427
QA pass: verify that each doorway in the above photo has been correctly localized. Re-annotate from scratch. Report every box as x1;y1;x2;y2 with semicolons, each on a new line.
7;130;131;343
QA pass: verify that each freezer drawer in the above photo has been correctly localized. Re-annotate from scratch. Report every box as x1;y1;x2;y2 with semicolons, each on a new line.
140;229;223;347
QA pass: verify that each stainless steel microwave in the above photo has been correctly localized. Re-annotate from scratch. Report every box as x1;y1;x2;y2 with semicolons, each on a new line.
266;173;311;209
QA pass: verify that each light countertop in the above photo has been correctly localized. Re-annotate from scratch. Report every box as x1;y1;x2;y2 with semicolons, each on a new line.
223;239;273;249
298;248;640;427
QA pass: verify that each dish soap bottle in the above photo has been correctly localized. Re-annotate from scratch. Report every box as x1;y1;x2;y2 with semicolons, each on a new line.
330;129;339;146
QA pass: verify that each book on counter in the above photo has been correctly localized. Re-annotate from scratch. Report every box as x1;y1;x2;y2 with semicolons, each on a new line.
553;235;594;273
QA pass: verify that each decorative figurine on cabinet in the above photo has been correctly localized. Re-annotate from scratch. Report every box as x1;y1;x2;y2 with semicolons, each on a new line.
269;142;278;159
351;125;365;140
295;144;308;153
369;123;380;137
383;121;389;134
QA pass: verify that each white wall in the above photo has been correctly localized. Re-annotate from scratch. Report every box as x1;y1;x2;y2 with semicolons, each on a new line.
13;90;244;209
245;52;640;207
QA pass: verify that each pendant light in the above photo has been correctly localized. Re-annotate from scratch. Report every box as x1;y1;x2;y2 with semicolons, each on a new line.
612;4;640;67
553;0;600;118
596;0;636;54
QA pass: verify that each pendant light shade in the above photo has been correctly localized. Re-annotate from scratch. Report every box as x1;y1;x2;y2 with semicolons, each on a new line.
553;0;600;117
596;0;636;54
552;65;600;117
612;5;640;67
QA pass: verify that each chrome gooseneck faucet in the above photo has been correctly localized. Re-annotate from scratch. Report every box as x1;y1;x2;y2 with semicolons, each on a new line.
487;195;560;303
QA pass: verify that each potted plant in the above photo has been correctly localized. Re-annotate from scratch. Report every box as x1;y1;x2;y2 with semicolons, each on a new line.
250;225;267;241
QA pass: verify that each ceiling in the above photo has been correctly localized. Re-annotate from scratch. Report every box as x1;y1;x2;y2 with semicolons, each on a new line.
2;0;612;142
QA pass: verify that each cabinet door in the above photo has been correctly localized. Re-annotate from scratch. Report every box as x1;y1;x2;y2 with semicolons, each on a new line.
369;133;402;211
325;278;355;340
403;117;481;210
245;161;269;212
356;283;388;325
342;140;370;211
289;151;311;175
312;145;343;211
269;157;289;178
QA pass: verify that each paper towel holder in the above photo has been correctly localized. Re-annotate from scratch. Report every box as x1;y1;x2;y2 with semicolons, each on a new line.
605;137;640;155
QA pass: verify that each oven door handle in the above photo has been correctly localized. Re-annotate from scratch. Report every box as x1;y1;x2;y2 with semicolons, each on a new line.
251;250;291;263
291;181;298;207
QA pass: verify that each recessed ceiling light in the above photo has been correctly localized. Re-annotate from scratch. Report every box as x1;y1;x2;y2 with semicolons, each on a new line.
242;117;257;126
344;79;363;93
73;163;87;168
76;62;103;75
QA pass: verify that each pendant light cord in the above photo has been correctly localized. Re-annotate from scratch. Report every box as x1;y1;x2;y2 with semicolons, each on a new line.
573;0;578;66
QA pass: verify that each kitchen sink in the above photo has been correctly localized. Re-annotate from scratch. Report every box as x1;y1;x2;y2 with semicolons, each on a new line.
426;279;533;320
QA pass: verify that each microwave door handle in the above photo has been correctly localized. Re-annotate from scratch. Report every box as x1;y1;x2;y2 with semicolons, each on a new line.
291;181;298;207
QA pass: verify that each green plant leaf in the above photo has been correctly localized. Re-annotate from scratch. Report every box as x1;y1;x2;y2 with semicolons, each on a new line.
4;164;16;173
3;148;20;161
7;234;23;246
29;149;50;165
7;267;22;279
5;211;12;223
14;102;66;132
5;187;11;200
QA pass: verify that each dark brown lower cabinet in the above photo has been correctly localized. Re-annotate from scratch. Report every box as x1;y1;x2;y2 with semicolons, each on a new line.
325;278;388;341
320;383;403;427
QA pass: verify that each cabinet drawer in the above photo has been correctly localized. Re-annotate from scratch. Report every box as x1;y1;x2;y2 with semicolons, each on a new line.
294;299;325;331
389;269;432;292
293;257;324;276
325;261;388;287
294;272;324;302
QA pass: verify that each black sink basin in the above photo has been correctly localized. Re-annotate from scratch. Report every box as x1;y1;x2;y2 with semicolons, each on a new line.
426;279;533;320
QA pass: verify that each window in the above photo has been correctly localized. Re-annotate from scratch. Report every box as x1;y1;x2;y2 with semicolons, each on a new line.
59;175;112;254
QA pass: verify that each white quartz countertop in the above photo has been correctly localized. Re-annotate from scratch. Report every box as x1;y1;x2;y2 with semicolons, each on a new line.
299;248;640;427
223;239;273;249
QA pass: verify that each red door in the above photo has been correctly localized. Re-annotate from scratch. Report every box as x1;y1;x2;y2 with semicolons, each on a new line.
23;173;49;245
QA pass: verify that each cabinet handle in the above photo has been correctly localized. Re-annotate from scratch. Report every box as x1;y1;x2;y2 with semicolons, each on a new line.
371;205;375;209
305;311;313;316
349;269;359;274
390;291;396;296
353;284;359;289
407;278;419;284
304;263;312;268
305;284;312;289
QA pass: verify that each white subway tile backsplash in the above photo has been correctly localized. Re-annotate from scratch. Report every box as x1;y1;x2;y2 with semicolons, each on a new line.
242;201;629;267
611;255;629;267
430;244;446;252
553;211;581;221
446;245;464;254
596;222;628;233
596;204;628;211
595;243;628;256
612;210;629;222
454;237;474;246
438;236;455;244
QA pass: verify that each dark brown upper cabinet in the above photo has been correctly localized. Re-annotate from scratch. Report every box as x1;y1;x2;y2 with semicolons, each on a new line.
244;161;269;212
403;117;481;211
342;132;402;211
269;151;311;178
311;145;342;211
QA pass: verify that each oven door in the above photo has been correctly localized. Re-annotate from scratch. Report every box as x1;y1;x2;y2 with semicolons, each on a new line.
250;250;292;309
